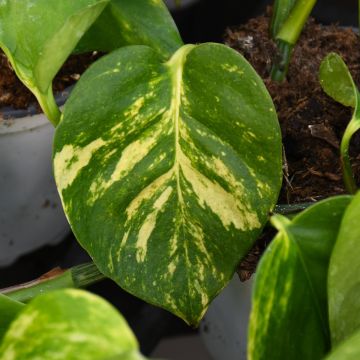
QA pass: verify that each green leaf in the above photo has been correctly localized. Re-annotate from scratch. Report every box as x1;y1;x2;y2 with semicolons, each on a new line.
0;289;143;360
248;196;352;360
319;53;360;194
0;294;24;342
53;43;282;325
319;53;356;108
0;0;109;124
326;330;360;360
329;192;360;345
76;0;183;58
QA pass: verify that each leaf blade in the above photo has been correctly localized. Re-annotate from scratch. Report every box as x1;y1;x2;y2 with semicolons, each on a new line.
53;43;282;325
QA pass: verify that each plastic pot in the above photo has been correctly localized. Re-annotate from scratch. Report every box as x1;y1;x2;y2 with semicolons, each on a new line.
0;94;70;267
200;275;254;360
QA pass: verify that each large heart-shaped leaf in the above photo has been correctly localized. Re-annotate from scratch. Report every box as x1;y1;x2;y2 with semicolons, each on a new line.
0;289;144;360
0;294;24;342
329;192;360;345
53;43;282;325
248;196;351;360
0;0;108;124
76;0;183;58
326;329;360;360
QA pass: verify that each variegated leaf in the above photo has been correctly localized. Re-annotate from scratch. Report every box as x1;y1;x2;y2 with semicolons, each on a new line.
248;196;352;360
329;191;360;345
0;294;24;342
76;0;183;58
0;289;144;360
53;43;282;325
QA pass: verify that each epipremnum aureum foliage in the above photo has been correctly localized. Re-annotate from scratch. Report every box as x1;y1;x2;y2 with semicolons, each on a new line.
53;43;282;325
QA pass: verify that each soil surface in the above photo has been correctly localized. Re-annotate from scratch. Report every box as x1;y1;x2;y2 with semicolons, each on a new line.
0;51;102;111
232;10;360;280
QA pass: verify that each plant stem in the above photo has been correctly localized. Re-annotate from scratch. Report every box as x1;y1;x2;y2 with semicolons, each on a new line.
341;120;359;194
1;263;105;303
270;0;296;39
34;87;62;127
271;0;317;81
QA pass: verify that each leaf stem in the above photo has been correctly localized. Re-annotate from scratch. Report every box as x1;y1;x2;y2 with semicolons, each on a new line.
1;263;105;303
34;87;62;127
341;121;359;194
271;0;317;81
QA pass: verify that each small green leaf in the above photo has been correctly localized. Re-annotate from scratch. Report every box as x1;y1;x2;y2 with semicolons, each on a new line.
329;192;360;345
326;330;360;360
319;53;360;194
0;294;24;342
0;0;108;124
319;53;356;108
53;43;282;325
248;196;351;360
76;0;183;58
0;289;143;360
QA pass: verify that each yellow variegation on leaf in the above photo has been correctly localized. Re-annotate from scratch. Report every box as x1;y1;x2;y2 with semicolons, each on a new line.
53;43;282;325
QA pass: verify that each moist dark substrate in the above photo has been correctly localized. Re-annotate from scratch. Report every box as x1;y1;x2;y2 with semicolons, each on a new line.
231;11;360;280
0;51;101;111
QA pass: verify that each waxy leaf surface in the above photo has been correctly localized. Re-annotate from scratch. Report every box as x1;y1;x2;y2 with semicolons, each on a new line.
248;196;351;360
53;43;282;325
326;330;360;360
76;0;183;58
0;294;24;342
0;290;143;360
0;0;108;102
329;192;360;344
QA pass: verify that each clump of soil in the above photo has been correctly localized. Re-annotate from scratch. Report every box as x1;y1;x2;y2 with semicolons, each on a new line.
231;11;360;279
0;50;102;111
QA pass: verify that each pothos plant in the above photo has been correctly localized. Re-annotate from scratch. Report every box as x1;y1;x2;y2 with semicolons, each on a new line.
0;0;359;359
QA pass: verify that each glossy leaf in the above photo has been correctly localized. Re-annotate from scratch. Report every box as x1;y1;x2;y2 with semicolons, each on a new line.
0;289;144;360
319;53;360;194
76;0;183;58
319;53;356;108
329;192;360;345
326;330;360;360
248;196;351;360
0;294;24;342
0;0;108;124
53;43;282;325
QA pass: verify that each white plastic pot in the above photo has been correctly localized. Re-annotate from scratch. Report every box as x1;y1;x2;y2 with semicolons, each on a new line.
0;110;69;267
200;275;254;360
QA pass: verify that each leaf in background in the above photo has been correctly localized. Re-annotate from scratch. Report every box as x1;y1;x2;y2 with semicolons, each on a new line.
319;53;360;194
0;294;24;342
326;329;360;360
248;196;351;360
0;289;144;360
0;0;108;124
329;192;360;345
270;0;296;38
76;0;183;58
53;43;282;325
319;53;356;108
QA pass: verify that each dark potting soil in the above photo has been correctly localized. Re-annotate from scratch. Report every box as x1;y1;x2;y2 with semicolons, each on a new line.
0;50;102;111
232;11;360;280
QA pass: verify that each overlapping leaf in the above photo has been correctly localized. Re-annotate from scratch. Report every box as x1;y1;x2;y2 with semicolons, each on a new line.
0;289;144;360
329;191;360;345
0;0;108;123
53;43;282;325
76;0;183;58
0;294;24;342
248;196;351;360
326;329;360;360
